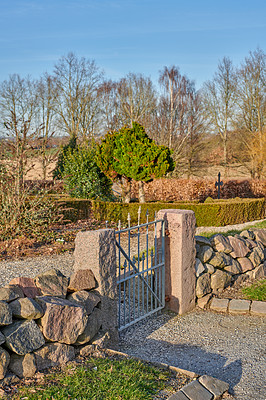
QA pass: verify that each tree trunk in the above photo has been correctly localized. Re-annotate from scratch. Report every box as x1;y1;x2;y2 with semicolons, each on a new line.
121;177;131;203
223;136;228;178
138;181;145;203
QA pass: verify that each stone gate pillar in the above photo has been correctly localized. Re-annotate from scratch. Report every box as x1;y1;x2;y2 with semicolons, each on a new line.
157;209;196;314
73;229;118;346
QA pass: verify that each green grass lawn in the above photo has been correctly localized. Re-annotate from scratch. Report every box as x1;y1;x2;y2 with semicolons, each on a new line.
13;356;191;400
241;279;266;301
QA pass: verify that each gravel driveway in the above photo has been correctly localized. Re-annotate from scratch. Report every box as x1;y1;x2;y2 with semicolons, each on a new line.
119;310;266;400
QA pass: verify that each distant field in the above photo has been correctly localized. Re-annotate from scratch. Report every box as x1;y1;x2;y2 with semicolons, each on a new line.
25;158;259;181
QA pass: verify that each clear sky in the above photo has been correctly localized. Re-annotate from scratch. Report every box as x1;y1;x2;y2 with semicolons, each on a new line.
0;0;265;89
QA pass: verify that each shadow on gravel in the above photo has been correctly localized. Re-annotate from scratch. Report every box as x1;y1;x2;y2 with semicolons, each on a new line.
119;313;243;397
135;338;242;397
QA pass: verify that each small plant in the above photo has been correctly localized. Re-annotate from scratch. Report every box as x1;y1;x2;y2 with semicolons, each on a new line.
0;164;62;241
242;279;266;301
204;196;214;203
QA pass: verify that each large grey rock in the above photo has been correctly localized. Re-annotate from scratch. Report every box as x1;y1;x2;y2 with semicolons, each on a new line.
228;236;250;258
195;258;205;277
252;264;266;280
34;343;75;371
211;234;233;254
2;320;45;355
205;264;215;274
208;252;232;268
211;269;232;291
196;273;211;298
9;353;36;378
244;238;258;249
68;270;96;292
252;229;266;246
181;380;213;400
75;308;102;345
224;259;242;275
240;230;255;240
35;269;68;298
67;290;100;315
195;236;211;246
9;298;44;320
9;277;40;298
37;296;88;344
0;287;20;303
0;302;12;326
238;257;254;273
249;247;264;267
197;246;214;263
0;347;10;379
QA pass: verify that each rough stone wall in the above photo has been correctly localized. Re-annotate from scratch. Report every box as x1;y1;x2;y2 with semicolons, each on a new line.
195;229;266;301
0;268;103;381
131;178;266;202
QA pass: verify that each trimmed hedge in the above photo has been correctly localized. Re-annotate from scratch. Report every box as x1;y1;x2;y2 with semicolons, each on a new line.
57;198;266;227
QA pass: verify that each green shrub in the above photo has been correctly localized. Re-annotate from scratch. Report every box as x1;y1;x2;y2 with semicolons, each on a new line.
61;145;113;200
204;197;214;203
53;136;78;179
57;197;265;227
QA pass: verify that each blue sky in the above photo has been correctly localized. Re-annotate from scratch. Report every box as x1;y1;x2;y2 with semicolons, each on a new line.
0;0;265;89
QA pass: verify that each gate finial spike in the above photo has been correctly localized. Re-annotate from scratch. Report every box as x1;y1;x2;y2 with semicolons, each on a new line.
105;220;109;228
127;213;131;228
146;209;149;223
137;206;141;226
118;220;121;230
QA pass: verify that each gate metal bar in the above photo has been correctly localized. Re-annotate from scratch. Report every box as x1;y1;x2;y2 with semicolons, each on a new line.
116;217;165;332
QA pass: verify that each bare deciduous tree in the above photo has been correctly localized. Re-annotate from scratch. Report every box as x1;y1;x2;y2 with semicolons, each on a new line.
35;73;58;179
0;74;38;193
201;57;237;176
53;52;103;143
235;48;266;178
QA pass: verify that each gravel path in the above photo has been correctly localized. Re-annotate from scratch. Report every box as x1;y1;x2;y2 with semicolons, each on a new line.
195;218;265;235
0;253;74;287
119;310;266;400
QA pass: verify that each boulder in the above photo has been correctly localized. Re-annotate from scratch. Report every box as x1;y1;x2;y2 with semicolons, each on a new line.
211;234;233;254
249;247;264;267
252;229;266;246
0;347;10;379
9;298;44;320
211;269;232;291
9;353;36;378
0;302;12;326
6;285;24;299
9;277;40;298
208;252;232;268
240;230;255;240
251;264;266;280
224;259;242;275
244;238;258;249
75;308;102;345
195;236;211;246
228;236;250;258
2;320;45;355
34;343;75;371
37;296;88;344
0;287;20;303
195;258;205;277
197;246;214;263
67;290;100;315
35;269;68;298
68;270;96;292
196;273;211;298
238;257;254;273
197;293;212;309
205;264;215;274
